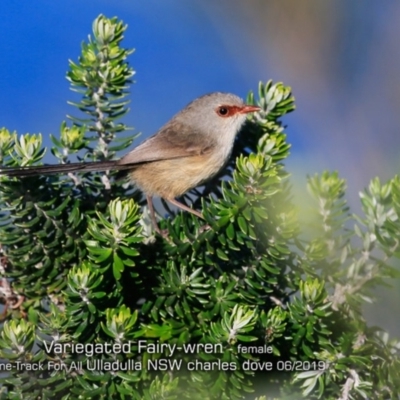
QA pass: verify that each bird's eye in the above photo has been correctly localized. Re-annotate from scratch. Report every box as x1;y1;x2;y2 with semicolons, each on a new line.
216;106;229;117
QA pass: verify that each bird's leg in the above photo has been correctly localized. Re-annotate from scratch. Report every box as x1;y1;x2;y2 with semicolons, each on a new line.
147;197;209;237
167;198;211;233
167;198;204;219
146;195;162;235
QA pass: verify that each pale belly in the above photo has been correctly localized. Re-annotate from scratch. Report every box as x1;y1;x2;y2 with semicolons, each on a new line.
129;154;226;199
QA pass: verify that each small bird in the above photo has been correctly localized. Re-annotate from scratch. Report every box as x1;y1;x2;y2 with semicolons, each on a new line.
0;93;260;233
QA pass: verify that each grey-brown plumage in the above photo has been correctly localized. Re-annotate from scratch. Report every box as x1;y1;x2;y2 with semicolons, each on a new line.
0;92;260;233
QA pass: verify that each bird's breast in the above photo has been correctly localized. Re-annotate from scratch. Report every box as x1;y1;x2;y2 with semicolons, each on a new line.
129;150;229;199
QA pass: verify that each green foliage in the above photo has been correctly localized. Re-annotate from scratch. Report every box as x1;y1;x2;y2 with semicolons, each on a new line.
67;15;135;160
1;14;400;400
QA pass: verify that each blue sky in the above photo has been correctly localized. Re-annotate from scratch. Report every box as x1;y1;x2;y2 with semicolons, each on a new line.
0;1;260;143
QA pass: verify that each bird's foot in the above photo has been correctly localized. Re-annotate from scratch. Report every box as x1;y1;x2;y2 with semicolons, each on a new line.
198;224;212;234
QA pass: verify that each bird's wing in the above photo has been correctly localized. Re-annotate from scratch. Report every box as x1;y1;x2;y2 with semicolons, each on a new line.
118;121;216;166
0;123;215;177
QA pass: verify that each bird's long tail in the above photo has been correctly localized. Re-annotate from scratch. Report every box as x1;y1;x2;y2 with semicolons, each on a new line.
0;160;135;178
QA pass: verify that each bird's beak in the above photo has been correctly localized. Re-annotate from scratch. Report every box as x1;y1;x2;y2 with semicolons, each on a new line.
239;105;261;114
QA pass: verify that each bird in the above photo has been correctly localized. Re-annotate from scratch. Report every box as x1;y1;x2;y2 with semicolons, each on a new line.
0;92;260;233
